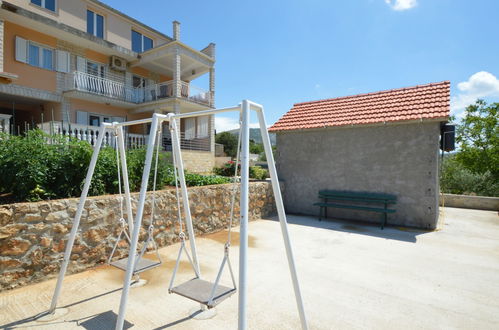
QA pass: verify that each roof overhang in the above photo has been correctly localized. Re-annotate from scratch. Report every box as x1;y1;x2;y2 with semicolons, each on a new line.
269;116;450;133
130;97;212;114
131;41;214;81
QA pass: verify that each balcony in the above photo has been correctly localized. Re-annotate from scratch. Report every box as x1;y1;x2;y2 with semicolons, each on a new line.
38;122;211;152
65;71;212;107
39;122;147;149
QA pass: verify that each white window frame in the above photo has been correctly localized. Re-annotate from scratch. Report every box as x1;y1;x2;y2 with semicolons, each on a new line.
87;9;104;38
27;41;54;71
31;0;57;12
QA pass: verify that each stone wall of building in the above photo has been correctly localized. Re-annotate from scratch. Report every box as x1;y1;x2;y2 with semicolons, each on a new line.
182;150;215;174
0;182;275;291
276;121;442;229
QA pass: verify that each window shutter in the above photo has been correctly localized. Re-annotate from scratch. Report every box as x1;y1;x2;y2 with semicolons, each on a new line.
76;111;88;125
184;118;196;140
76;56;86;72
15;36;28;63
55;50;70;73
197;116;209;138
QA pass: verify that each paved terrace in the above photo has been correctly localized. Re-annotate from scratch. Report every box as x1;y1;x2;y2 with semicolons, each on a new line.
1;207;498;329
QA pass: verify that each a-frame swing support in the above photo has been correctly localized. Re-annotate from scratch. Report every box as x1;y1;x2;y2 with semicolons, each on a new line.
47;100;308;330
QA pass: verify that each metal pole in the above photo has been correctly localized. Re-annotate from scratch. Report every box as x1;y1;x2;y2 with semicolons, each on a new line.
237;100;250;330
169;115;201;275
116;126;134;233
115;114;159;330
48;123;110;313
255;107;308;330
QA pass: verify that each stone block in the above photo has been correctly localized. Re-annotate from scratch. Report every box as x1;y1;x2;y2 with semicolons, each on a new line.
0;224;27;239
0;207;13;226
23;213;42;222
0;258;22;270
0;239;31;256
45;210;69;222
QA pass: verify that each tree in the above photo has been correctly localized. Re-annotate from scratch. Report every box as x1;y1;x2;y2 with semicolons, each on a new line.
456;100;498;179
215;132;238;158
249;140;264;154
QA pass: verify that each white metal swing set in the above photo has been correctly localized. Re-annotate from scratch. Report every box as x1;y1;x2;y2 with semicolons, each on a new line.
46;100;308;330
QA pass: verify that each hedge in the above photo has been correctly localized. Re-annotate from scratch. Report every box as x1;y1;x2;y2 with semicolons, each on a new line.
0;130;230;202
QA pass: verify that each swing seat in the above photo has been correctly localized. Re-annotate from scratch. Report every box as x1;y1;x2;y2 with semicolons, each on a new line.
170;278;236;308
110;256;161;275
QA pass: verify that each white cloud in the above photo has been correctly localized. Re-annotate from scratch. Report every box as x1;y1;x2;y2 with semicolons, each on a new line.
215;116;260;133
385;0;418;11
451;71;499;119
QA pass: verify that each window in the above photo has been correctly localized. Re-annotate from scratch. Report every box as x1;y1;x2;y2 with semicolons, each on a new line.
131;30;153;53
27;42;53;70
87;10;104;38
77;111;124;126
86;61;105;77
89;114;112;127
31;0;56;12
184;118;196;140
197;116;209;138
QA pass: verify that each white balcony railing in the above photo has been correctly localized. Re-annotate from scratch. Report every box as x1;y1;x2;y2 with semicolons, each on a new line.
39;122;148;149
66;71;212;106
37;122;210;151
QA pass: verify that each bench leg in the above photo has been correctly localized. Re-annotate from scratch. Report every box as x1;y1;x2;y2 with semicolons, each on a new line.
318;206;322;221
325;206;328;220
381;212;387;230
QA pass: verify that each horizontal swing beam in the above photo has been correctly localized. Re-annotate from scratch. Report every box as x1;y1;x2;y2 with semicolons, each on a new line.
109;106;243;128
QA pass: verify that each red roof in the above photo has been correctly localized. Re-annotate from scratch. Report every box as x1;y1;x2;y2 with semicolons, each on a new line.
269;81;450;132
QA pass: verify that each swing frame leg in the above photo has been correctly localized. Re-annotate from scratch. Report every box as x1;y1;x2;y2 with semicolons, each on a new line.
255;102;309;330
48;123;110;314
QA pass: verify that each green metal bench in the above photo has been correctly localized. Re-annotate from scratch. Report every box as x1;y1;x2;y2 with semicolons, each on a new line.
313;190;397;229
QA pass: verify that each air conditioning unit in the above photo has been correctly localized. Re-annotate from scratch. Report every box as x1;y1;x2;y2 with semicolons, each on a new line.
110;55;127;71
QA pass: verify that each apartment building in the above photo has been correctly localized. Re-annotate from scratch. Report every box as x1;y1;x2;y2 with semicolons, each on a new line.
0;0;216;173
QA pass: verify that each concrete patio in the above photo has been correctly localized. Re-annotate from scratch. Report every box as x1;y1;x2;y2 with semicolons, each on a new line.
0;207;498;329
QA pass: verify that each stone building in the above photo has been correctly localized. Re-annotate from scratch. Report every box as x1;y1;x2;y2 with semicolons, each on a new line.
269;81;450;229
0;0;217;173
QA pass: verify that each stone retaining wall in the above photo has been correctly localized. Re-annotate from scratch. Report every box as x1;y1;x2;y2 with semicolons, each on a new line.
440;194;499;211
0;182;276;291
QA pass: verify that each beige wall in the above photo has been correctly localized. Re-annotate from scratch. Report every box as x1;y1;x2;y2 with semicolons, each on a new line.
4;21;57;92
182;150;215;174
9;0;169;51
10;0;87;32
69;99;128;121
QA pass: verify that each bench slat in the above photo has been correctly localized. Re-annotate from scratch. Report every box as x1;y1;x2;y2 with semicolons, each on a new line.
318;195;397;204
313;202;396;213
319;190;397;201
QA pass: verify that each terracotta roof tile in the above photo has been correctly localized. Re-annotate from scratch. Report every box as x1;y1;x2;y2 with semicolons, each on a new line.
269;81;450;132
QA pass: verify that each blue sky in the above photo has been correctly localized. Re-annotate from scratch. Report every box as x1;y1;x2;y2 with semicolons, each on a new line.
103;0;499;131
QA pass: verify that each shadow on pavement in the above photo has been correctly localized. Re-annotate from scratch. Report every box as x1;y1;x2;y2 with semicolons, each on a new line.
272;214;432;243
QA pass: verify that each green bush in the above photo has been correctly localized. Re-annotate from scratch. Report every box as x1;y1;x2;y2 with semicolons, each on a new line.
249;165;268;180
213;160;238;177
213;161;268;180
0;130;230;202
440;154;499;197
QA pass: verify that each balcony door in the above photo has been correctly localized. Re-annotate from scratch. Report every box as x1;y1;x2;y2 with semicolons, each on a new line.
133;75;146;102
86;61;106;95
